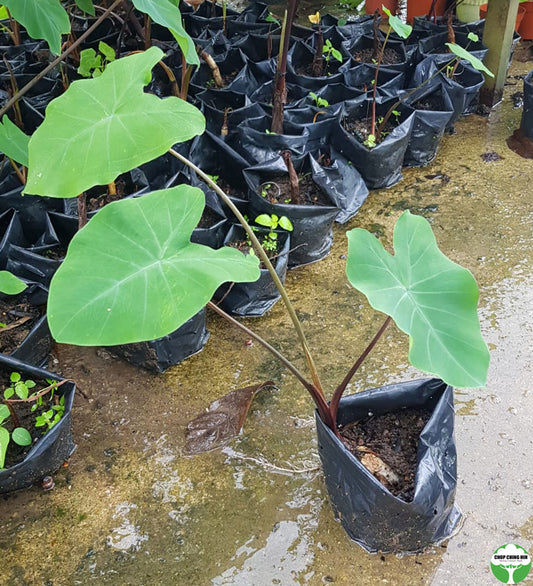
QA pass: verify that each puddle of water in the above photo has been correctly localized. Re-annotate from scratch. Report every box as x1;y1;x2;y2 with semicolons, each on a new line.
1;48;532;586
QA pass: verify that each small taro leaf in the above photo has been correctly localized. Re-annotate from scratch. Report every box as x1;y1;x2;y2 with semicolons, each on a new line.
446;42;494;78
25;47;205;198
0;6;9;18
75;0;95;16
0;115;29;167
184;381;276;454
47;186;261;345
383;7;412;39
0;270;27;295
467;32;479;42
132;0;199;66
2;0;70;55
0;427;9;468
11;427;31;446
346;210;490;388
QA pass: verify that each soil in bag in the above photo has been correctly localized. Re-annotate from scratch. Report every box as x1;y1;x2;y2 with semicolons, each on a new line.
340;406;432;501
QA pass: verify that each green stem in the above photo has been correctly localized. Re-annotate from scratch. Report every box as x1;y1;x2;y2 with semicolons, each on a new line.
168;148;327;404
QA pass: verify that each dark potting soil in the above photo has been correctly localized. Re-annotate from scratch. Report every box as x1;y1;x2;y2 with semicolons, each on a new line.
227;238;278;269
339;406;432;501
86;178;127;212
0;300;41;355
196;206;222;229
352;47;402;65
343;116;398;146
217;178;246;201
0;372;64;469
259;174;330;206
204;70;240;89
295;61;336;77
413;94;443;111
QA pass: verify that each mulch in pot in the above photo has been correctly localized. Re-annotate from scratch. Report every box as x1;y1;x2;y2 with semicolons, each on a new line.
339;405;432;502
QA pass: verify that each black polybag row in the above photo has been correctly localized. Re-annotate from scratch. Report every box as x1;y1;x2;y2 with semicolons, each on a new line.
316;378;461;553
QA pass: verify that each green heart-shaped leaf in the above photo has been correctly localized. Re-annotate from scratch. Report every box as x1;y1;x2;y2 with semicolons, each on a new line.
2;0;70;55
346;210;489;388
0;115;29;167
25;47;205;199
48;186;260;346
132;0;199;66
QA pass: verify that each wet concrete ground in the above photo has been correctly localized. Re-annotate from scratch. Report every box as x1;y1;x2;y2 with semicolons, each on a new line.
1;58;532;585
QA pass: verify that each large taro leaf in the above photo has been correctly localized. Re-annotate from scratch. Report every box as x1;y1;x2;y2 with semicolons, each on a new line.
2;0;70;55
132;0;199;66
47;186;260;345
346;210;489;388
25;47;205;199
0;115;29;167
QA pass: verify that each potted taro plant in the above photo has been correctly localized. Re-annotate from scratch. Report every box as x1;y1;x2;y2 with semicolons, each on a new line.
16;48;489;551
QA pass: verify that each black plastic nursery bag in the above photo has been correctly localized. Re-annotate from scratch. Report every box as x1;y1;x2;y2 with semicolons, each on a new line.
333;97;415;189
213;226;290;317
316;378;461;553
108;309;210;373
0;354;76;493
403;83;454;167
244;155;340;268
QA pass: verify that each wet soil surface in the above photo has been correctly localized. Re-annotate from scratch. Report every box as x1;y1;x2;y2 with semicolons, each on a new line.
340;407;432;501
196;205;223;229
260;174;330;206
0;300;40;355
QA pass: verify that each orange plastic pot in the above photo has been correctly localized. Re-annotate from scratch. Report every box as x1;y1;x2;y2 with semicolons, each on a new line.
479;3;526;31
406;0;447;23
365;0;398;17
518;1;533;39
